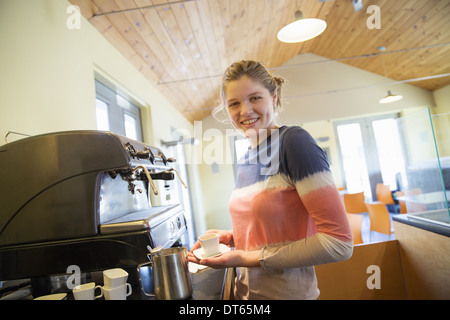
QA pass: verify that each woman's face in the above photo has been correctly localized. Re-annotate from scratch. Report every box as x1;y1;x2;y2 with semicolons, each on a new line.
224;75;278;140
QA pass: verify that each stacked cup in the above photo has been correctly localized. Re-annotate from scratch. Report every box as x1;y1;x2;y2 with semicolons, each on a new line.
72;282;103;300
101;268;132;300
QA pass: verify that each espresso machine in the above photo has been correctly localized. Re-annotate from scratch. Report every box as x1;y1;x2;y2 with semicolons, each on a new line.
0;130;189;299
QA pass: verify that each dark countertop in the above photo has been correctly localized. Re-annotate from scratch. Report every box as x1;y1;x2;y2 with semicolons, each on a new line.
393;212;450;237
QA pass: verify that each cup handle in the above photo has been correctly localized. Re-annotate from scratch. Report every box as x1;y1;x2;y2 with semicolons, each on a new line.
126;283;132;297
94;285;103;299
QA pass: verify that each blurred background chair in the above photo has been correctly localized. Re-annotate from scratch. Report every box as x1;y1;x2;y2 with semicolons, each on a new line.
343;192;367;214
396;191;407;213
346;213;363;245
376;183;398;213
365;202;395;241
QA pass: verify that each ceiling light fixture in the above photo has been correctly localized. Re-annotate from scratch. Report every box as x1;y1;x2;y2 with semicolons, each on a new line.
378;47;403;104
379;90;403;104
277;11;327;43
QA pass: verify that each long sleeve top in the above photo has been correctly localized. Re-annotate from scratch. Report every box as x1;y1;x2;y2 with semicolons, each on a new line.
228;126;353;300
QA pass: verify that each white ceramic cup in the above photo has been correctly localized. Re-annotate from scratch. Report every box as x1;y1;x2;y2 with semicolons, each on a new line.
102;283;132;300
72;282;103;300
103;268;128;288
198;233;220;257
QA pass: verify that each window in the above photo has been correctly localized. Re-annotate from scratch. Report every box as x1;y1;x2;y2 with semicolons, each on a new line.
334;114;405;200
95;79;143;141
95;98;109;131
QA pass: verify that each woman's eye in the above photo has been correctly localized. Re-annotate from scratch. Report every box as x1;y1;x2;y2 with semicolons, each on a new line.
250;96;262;102
228;102;238;108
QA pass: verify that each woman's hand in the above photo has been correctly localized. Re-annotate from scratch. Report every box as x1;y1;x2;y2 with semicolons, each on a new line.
188;229;234;265
190;229;234;252
188;230;259;268
199;250;260;269
188;249;260;269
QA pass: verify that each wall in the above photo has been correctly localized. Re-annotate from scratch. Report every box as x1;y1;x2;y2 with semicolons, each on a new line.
0;0;206;237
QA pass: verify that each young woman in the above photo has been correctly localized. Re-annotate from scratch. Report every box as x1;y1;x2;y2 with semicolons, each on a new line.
189;60;353;300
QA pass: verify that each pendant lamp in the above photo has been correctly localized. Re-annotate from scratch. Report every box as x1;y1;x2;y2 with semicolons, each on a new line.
277;11;327;43
379;90;403;104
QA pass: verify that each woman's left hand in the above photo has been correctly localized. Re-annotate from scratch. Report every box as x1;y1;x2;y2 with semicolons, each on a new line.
188;250;260;269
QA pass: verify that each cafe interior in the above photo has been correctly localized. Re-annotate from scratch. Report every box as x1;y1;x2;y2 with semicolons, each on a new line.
0;0;449;300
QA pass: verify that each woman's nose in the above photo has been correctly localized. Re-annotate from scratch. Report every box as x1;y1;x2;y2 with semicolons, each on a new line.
240;101;253;115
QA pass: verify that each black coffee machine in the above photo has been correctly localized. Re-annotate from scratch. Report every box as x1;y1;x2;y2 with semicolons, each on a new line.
0;131;188;299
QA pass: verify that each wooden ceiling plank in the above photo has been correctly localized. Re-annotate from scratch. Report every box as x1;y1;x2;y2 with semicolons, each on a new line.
383;0;439;50
194;0;223;75
334;0;400;59
310;0;355;57
393;1;450;50
133;0;195;83
227;0;245;63
110;0;171;81
207;0;228;71
183;1;217;78
268;0;302;67
112;0;195;114
169;1;217;98
339;0;415;72
300;0;335;55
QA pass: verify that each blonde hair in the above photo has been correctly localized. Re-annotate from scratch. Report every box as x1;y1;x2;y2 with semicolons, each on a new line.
212;60;285;123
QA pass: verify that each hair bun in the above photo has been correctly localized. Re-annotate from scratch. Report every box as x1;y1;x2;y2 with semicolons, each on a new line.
274;76;285;87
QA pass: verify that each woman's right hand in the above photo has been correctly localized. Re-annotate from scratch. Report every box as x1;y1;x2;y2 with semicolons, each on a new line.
188;229;234;264
190;229;234;252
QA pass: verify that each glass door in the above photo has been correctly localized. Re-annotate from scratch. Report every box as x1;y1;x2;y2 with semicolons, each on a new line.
335;114;404;201
336;122;372;198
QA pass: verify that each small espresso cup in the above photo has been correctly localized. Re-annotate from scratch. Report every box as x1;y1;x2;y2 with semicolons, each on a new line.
103;268;128;288
73;282;103;300
102;283;132;300
198;233;220;257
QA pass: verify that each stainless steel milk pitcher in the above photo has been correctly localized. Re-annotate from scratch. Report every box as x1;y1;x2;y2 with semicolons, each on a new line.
138;246;193;300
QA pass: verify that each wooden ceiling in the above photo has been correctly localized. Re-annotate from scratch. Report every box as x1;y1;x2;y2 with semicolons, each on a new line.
69;0;450;123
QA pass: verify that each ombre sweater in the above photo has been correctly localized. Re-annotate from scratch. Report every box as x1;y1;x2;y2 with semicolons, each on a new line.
229;126;353;300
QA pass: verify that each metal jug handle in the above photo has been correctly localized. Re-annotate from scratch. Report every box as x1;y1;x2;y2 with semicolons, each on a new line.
137;260;156;298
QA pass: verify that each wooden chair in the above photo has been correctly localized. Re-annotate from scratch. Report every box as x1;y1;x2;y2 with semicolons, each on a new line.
396;191;407;213
376;183;399;213
346;213;363;245
343;192;367;214
376;183;395;205
365;202;394;239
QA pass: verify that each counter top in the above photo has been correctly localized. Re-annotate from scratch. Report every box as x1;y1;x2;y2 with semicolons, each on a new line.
393;212;450;237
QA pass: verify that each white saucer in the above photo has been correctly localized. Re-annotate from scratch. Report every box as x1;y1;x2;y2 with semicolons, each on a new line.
193;243;230;260
188;262;208;273
33;293;67;300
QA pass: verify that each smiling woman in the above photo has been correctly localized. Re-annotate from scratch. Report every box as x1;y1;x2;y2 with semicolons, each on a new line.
190;60;353;300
